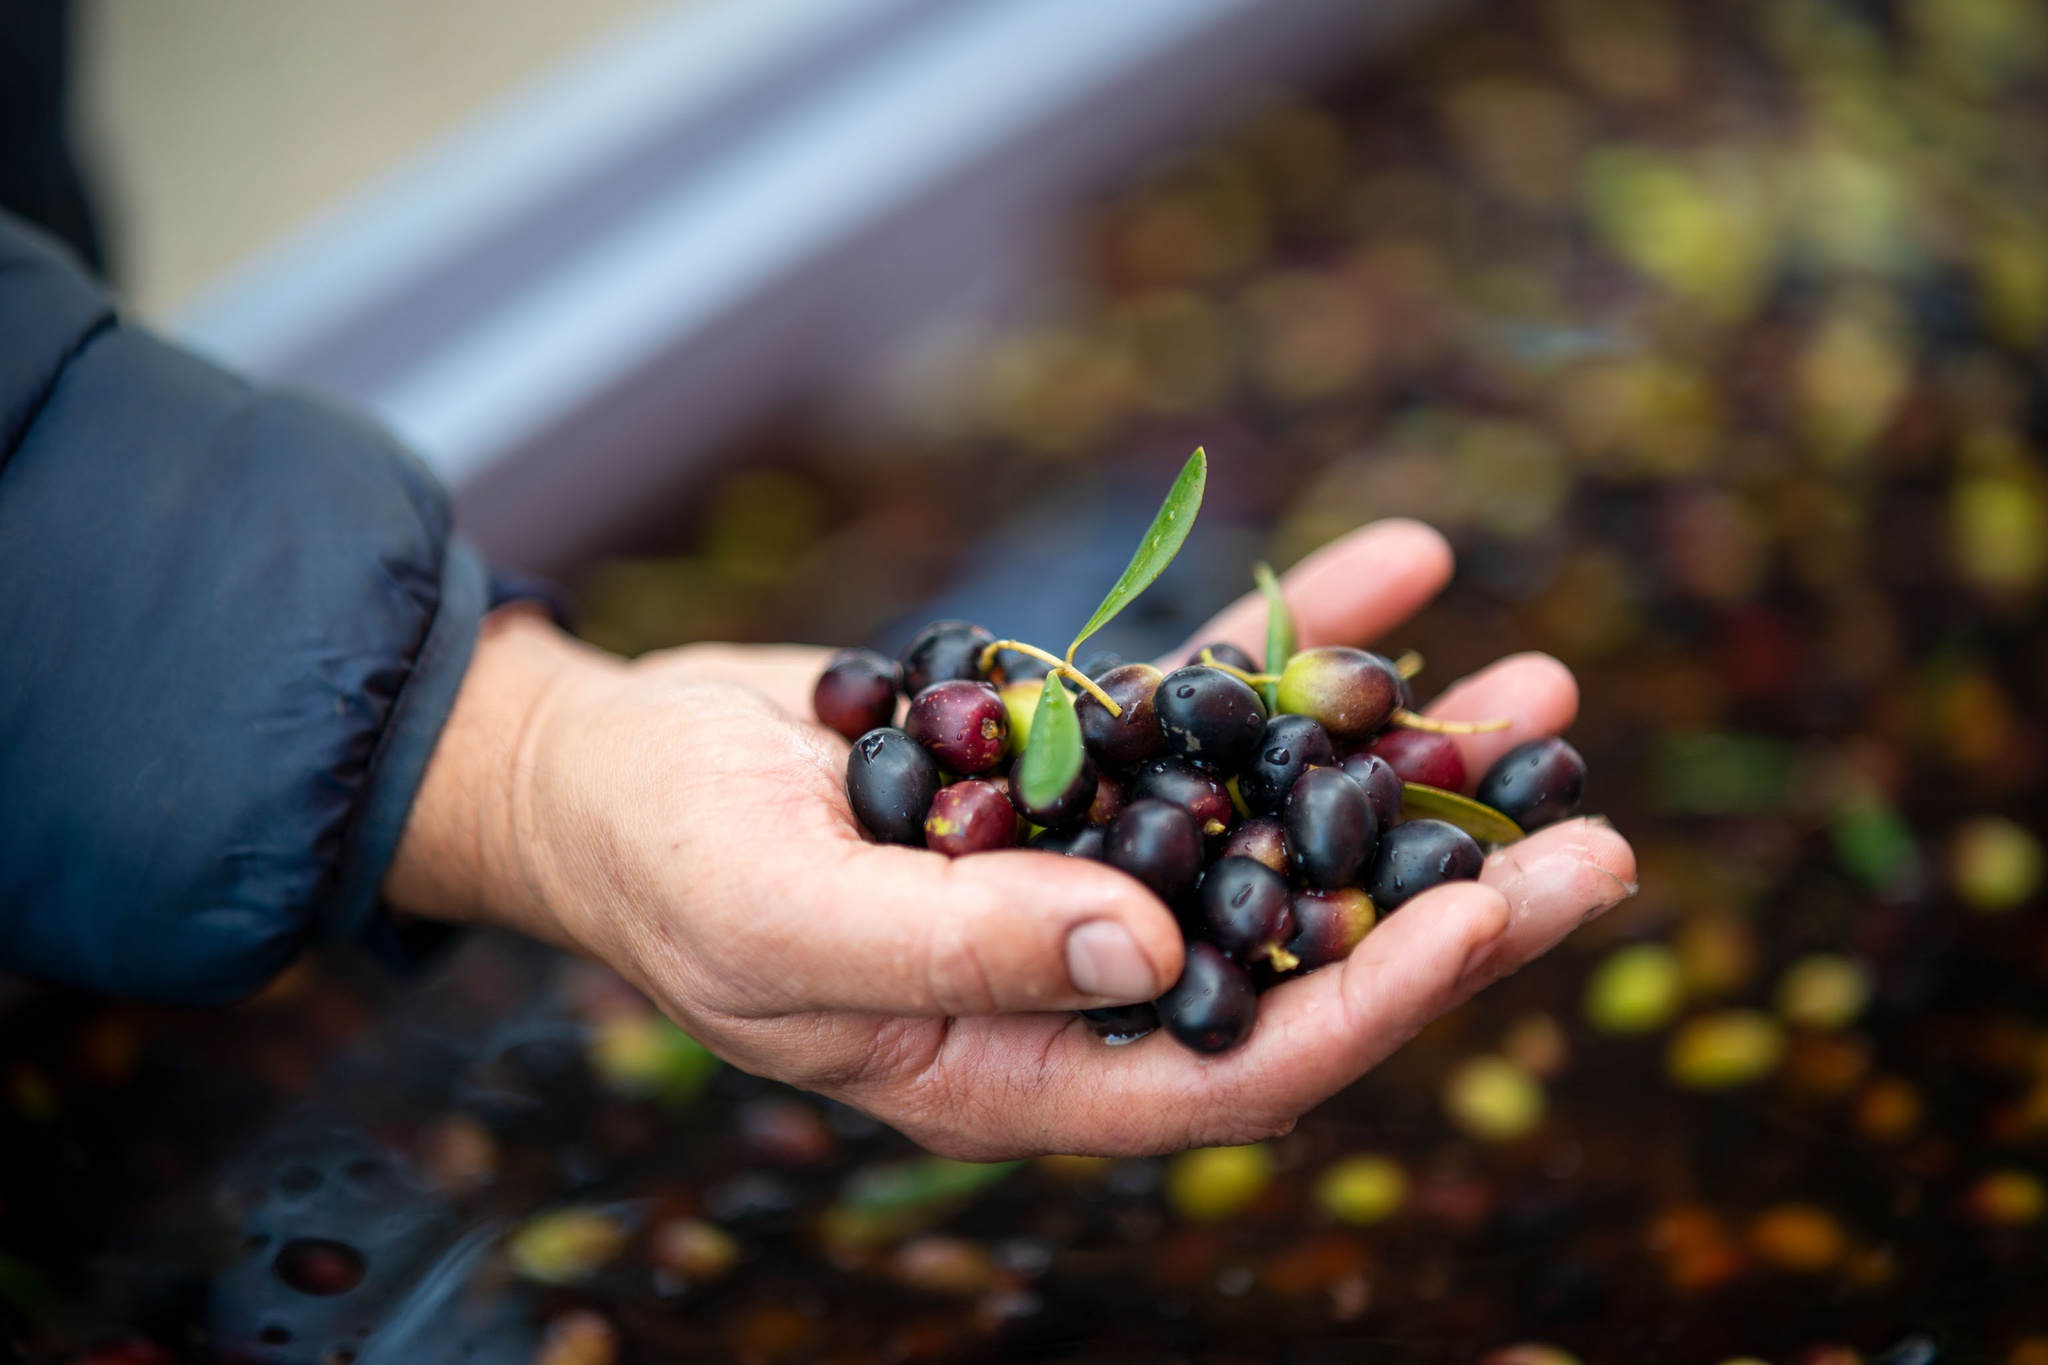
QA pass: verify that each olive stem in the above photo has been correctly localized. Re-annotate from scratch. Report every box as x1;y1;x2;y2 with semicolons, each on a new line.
1196;650;1280;688
1391;708;1510;734
980;639;1122;717
1394;650;1424;680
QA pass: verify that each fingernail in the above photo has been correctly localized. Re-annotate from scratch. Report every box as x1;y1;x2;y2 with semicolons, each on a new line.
1066;921;1158;1002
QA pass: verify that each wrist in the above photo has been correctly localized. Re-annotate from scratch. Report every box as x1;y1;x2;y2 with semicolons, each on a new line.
382;607;621;944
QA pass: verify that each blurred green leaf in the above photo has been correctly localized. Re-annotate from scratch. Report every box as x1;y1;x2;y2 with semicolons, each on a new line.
821;1158;1023;1250
1832;797;1918;892
1068;447;1207;659
840;1158;1021;1213
1253;560;1293;711
1017;674;1084;813
1650;734;1795;815
1402;783;1525;846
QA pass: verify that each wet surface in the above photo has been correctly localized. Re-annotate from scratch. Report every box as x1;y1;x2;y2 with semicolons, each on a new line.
5;0;2048;1361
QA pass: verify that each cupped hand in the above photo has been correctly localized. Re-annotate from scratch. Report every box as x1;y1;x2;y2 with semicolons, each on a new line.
386;519;1636;1159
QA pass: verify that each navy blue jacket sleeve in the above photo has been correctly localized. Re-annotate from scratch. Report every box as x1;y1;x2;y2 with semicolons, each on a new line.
0;212;487;1005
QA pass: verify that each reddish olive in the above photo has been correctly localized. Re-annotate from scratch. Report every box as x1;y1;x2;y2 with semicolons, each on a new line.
905;680;1008;775
924;780;1022;856
813;648;900;741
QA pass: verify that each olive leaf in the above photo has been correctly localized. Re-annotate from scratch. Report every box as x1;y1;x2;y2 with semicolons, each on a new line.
1016;672;1085;813
820;1157;1023;1250
1401;783;1526;846
1252;560;1293;711
1066;447;1208;661
838;1157;1023;1214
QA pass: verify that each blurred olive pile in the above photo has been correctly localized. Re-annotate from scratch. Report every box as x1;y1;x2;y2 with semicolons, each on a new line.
6;0;2048;1361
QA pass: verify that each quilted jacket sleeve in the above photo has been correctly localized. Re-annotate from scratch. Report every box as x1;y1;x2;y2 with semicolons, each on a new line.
0;212;486;1004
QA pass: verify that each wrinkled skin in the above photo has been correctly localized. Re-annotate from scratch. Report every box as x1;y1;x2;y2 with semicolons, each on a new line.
385;519;1637;1159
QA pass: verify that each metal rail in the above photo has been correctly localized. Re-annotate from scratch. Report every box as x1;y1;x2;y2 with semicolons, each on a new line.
173;0;1442;569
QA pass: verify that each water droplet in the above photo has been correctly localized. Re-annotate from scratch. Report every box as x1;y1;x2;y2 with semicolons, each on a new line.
274;1238;367;1296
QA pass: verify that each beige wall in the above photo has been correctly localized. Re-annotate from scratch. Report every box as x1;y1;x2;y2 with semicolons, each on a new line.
75;0;659;320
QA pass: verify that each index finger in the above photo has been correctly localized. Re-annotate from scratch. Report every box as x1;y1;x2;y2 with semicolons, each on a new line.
1167;518;1454;666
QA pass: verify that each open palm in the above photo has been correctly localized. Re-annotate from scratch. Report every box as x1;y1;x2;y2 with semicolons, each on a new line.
470;520;1635;1159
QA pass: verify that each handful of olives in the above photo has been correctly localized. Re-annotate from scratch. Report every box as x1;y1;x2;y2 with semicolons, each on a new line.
814;452;1589;1054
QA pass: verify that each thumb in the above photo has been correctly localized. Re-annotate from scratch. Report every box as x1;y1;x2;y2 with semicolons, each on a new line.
730;843;1186;1017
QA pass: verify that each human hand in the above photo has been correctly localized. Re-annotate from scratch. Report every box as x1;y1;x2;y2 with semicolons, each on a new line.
385;519;1636;1159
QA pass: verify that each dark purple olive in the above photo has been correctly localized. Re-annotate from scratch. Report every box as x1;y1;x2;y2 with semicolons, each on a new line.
814;648;900;741
899;620;996;695
924;780;1021;856
1153;665;1267;774
1286;887;1376;970
988;646;1054;685
1086;772;1128;826
1187;640;1259;672
846;728;941;845
1197;858;1296;968
1337;751;1405;829
1076;663;1165;768
1218;816;1288;875
1476;737;1586;830
1284;766;1378;888
1157;942;1257;1054
1077;650;1126;680
1365;818;1484;910
1032;823;1107;860
1274;646;1402;741
1105;800;1203;905
905;680;1008;775
1010;748;1100;828
1238;714;1334;815
1130;757;1235;838
1080;1002;1158;1044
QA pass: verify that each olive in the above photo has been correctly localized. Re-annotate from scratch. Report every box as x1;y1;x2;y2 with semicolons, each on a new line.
1218;816;1289;876
1076;663;1166;768
846;728;942;845
1153;666;1268;774
1284;766;1378;888
1364;819;1484;910
1476;737;1587;830
1286;887;1377;970
1274;647;1402;741
898;620;996;695
1337;751;1405;829
1106;800;1203;905
1238;714;1335;815
1131;757;1235;837
1361;728;1464;791
1157;942;1258;1054
1196;857;1296;968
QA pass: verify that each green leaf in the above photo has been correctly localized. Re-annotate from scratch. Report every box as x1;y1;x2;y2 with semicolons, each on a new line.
1016;673;1085;813
1831;796;1917;892
1650;732;1794;816
1401;783;1525;846
820;1157;1023;1251
1067;447;1208;660
1252;560;1293;711
840;1158;1023;1214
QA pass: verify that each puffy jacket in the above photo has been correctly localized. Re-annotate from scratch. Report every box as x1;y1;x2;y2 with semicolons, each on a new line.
0;212;486;1005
